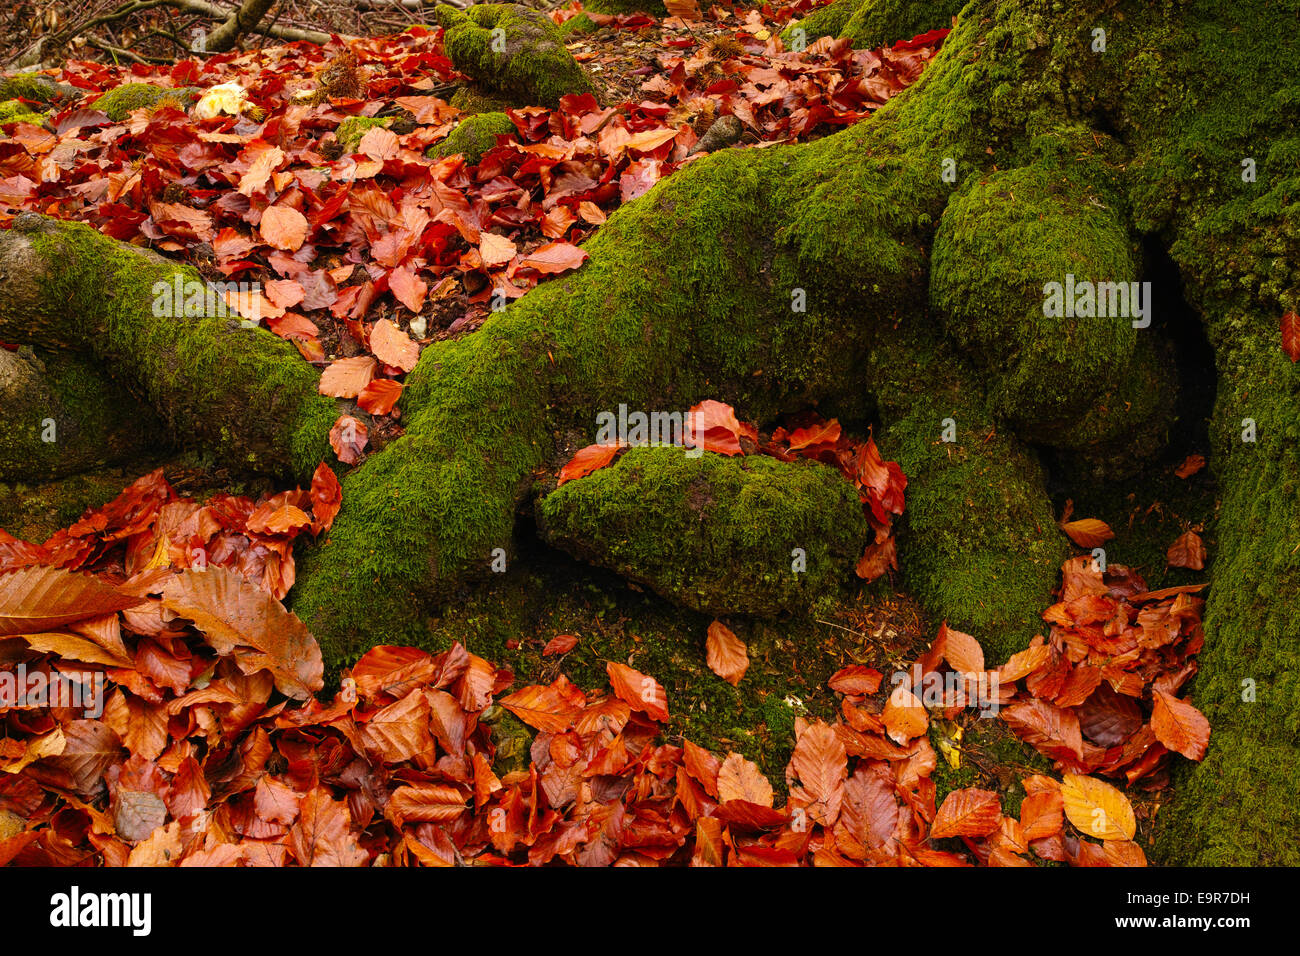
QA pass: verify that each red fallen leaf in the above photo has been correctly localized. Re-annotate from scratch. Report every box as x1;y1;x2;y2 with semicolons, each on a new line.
542;633;578;656
1282;310;1300;362
1151;689;1211;760
498;684;577;733
1174;453;1206;478
855;534;897;581
159;566;323;699
309;462;342;534
938;621;984;675
245;503;310;536
1166;530;1206;570
330;415;368;464
361;689;435;763
359;125;401;161
519;241;588;275
319;355;377;398
290;787;368;866
388;265;428;314
1060;517;1115;549
664;0;702;18
370;319;419;372
557;442;624;485
705;620;748;686
0;566;143;635
882;684;927;745
828;665;883;696
854;434;907;520
787;419;841;450
1019;789;1065;841
260;204;309;251
357;379;404;416
930;788;1002;839
264;279;305;310
717;752;773;807
999;642;1051;682
792;721;847;823
577;201;606;225
686;399;744;455
607;661;669;722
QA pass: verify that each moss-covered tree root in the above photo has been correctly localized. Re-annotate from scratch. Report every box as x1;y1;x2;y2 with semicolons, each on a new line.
0;214;337;481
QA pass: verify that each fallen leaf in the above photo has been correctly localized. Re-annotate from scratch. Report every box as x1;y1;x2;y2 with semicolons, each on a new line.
705;620;748;686
1060;773;1136;841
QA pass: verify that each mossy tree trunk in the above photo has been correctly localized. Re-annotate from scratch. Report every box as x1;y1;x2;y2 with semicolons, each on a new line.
2;0;1296;863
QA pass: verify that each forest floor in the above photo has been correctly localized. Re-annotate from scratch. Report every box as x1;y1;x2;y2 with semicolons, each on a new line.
0;2;1220;866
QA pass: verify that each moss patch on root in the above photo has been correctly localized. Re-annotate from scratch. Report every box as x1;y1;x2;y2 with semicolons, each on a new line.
427;111;517;163
780;0;966;51
536;446;868;618
930;160;1141;435
435;3;597;108
0;100;47;126
90;83;198;121
0;216;336;481
0;348;165;482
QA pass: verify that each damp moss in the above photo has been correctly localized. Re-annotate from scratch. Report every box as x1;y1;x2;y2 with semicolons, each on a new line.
0;348;165;482
536;446;868;618
0;72;69;104
89;83;198;121
781;0;966;51
1;216;336;481
435;3;597;108
0;100;46;126
334;115;391;151
427;111;517;163
930;160;1141;434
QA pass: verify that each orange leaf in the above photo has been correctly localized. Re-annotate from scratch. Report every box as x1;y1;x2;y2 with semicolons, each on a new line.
0;567;142;636
159;566;323;700
1174;453;1206;478
542;633;578;656
717;752;773;807
705;620;748;686
519;241;587;275
606;661;669;722
791;721;847;822
357;378;404;416
930;788;1002;839
938;621;984;674
1060;517;1115;549
828;665;882;695
260;204;309;251
319;356;377;398
557;442;623;485
498;684;577;733
1282;310;1300;362
1166;530;1206;570
882;684;928;745
1019;790;1064;840
1151;689;1210;760
370;319;419;372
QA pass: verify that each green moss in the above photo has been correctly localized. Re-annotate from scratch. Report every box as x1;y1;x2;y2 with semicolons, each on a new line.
435;3;596;108
930;160;1141;433
0;100;46;126
0;72;67;104
334;115;391;151
447;86;515;115
0;348;165;482
5;216;335;481
536;446;867;618
427;111;516;163
292;5;1077;672
840;0;968;49
90;83;198;122
557;13;599;37
928;715;1051;819
781;0;967;51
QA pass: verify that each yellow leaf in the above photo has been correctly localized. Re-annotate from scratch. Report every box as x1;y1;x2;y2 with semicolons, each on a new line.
1061;773;1135;841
